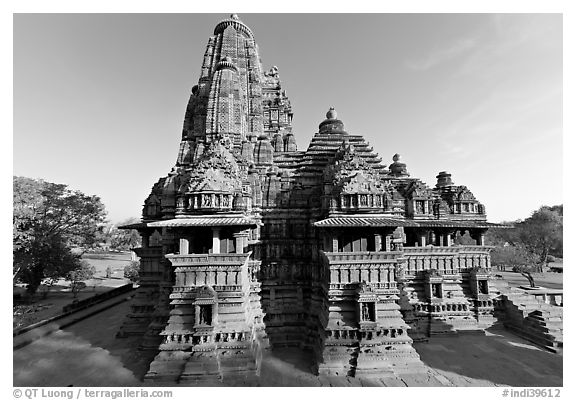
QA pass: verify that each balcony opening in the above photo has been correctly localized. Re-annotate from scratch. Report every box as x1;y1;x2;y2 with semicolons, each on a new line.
189;228;212;254
338;232;375;252
366;235;375;251
199;305;213;326
219;230;236;254
360;302;376;322
478;280;489;295
433;283;443;298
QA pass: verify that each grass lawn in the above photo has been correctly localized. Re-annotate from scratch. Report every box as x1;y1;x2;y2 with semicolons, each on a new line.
82;251;135;279
494;258;563;290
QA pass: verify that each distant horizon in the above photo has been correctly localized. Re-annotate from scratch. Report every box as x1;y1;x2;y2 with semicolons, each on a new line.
13;14;562;225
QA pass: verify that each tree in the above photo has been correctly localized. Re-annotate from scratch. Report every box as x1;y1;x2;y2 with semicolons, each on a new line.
17;234;83;294
13;176;107;294
490;244;540;287
13;176;44;254
123;261;140;285
517;206;563;269
485;219;520;247
67;261;96;298
97;218;141;251
110;218;142;251
486;205;563;287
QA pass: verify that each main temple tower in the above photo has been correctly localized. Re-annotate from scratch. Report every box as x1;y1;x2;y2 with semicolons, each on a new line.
118;14;294;384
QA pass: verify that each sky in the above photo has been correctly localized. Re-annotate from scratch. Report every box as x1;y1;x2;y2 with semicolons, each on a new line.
13;12;563;224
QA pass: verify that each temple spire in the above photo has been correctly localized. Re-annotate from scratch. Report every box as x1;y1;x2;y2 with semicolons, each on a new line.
179;14;293;161
180;14;264;152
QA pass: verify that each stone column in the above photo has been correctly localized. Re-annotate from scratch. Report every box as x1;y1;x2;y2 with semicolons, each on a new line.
419;231;427;247
374;233;382;251
141;232;150;248
330;268;339;283
179;238;189;255
233;233;243;254
475;231;486;246
243;231;250;251
212;228;221;254
332;235;339;252
385;235;392;252
440;232;448;247
233;231;249;254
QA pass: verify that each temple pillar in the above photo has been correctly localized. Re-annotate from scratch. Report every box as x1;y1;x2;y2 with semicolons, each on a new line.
446;233;453;247
467;229;487;246
142;232;150;248
385;235;392;252
234;233;243;254
212;228;221;254
332;235;339;252
243;231;250;250
419;232;427;247
477;232;485;246
374;233;382;251
233;231;249;254
179;238;189;255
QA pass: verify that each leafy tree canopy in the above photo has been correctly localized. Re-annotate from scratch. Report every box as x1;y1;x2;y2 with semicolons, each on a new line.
490;243;540;287
97;217;141;251
13;176;107;293
123;260;140;284
487;205;562;287
67;261;96;298
518;206;563;262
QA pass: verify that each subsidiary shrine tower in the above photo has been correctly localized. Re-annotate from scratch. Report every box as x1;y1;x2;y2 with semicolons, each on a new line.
119;15;532;384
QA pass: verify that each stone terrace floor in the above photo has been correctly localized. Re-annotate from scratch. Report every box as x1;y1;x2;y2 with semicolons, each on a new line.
13;299;562;387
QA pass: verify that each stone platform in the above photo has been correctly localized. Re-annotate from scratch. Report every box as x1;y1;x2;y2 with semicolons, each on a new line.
13;300;562;387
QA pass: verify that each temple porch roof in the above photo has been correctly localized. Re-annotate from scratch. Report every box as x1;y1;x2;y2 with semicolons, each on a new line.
120;216;259;229
314;216;417;228
314;216;508;229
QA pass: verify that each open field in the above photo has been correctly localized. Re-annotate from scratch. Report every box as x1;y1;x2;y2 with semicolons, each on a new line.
82;251;135;279
497;271;563;290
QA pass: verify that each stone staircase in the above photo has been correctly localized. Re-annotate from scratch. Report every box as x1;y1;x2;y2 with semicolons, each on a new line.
491;278;563;353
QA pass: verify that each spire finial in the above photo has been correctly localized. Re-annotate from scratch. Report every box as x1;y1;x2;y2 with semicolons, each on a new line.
389;154;409;177
326;107;337;120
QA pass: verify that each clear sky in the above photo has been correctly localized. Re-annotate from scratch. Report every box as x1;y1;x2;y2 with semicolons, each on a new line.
13;12;562;223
